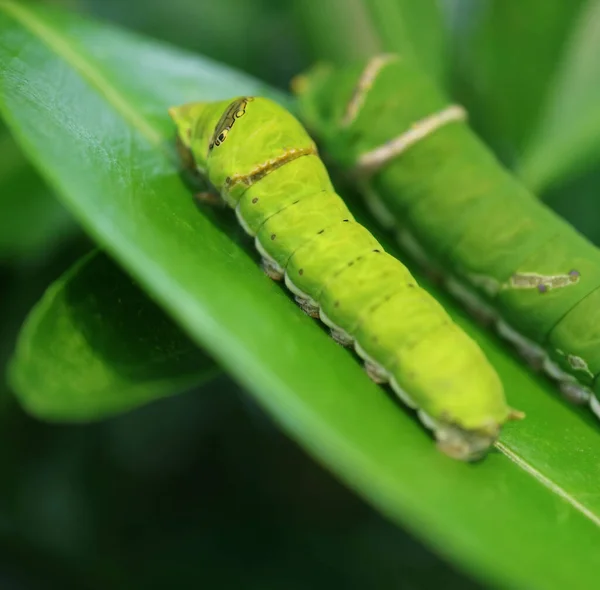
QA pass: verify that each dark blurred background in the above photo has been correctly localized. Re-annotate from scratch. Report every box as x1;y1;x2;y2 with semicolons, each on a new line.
2;0;598;587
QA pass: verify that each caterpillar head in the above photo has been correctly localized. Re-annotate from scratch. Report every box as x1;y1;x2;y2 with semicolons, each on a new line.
291;63;355;167
169;100;232;173
291;62;334;133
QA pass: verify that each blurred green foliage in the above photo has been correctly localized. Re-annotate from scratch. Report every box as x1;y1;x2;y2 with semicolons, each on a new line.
82;0;306;88
452;0;587;160
1;0;600;588
0;124;76;262
10;251;218;421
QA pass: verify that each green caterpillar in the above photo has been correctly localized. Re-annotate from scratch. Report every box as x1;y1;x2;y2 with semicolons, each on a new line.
293;53;600;419
168;96;521;461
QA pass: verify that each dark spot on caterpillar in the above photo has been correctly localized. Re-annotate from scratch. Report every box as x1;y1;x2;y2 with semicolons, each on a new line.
293;200;300;205
225;176;231;184
334;301;340;307
299;269;304;275
343;219;349;222
373;249;381;253
317;229;325;234
538;284;548;294
252;197;259;204
407;283;415;288
348;261;354;267
271;234;276;240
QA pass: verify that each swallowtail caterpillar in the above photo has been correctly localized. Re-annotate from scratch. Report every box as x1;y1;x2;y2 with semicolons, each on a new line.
168;96;522;461
170;97;519;460
293;53;600;419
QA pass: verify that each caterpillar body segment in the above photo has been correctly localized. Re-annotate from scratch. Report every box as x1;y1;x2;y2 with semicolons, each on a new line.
169;96;520;461
294;55;600;415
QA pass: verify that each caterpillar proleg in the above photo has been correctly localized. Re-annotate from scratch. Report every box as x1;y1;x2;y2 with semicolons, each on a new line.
169;96;521;461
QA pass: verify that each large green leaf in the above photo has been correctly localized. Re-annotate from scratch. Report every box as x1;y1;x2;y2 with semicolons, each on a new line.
520;0;600;192
0;3;599;588
0;125;75;261
10;250;218;420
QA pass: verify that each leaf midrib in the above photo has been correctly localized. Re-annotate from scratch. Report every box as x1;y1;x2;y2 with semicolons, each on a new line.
0;0;163;147
1;0;598;531
496;441;600;527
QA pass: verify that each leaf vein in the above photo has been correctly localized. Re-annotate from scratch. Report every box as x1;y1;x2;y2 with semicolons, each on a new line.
496;441;600;527
0;0;163;146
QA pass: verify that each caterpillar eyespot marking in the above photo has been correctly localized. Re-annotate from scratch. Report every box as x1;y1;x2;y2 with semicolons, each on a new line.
294;52;600;421
209;96;253;150
170;95;519;461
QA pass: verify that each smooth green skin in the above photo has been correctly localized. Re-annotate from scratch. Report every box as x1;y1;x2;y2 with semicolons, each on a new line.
238;156;334;235
295;55;600;401
548;288;600;382
10;250;218;420
3;4;600;588
170;96;510;433
285;222;381;302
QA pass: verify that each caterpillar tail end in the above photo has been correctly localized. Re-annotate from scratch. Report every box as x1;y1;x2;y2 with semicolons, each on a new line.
435;423;500;462
435;407;524;462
